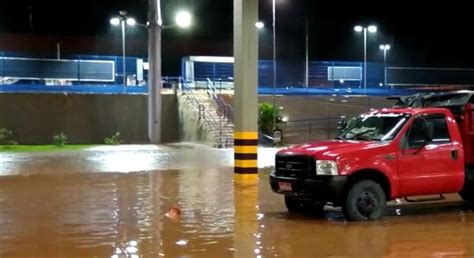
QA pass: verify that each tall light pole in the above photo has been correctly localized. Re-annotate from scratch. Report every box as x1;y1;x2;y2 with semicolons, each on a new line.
354;25;377;94
272;0;277;132
305;17;309;88
148;0;192;144
110;11;137;90
379;44;391;87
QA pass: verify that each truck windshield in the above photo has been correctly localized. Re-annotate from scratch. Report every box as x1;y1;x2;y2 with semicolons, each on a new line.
339;113;410;141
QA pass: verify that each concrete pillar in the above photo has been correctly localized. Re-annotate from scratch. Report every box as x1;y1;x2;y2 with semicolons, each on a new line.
148;0;162;144
233;0;259;179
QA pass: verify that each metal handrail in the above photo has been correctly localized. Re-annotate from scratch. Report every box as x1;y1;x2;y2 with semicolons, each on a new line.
206;78;234;121
282;117;342;141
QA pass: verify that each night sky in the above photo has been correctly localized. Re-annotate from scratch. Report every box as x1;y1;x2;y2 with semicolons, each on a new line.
0;0;473;72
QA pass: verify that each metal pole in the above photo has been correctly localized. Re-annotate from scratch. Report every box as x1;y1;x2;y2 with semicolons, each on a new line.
56;43;61;60
148;0;162;144
363;28;367;94
305;17;309;88
122;19;127;90
383;48;387;87
272;0;276;131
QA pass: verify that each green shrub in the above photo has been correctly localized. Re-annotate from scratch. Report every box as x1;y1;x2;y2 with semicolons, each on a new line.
258;102;284;135
0;128;17;145
104;132;123;145
53;132;68;147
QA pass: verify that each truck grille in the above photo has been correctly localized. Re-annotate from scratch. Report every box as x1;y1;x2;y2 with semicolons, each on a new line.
275;155;315;179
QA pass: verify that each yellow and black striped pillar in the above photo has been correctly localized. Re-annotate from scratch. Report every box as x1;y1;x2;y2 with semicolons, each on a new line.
233;0;258;180
234;132;258;175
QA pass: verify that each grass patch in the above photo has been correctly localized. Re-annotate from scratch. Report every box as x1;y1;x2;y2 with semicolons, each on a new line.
0;145;97;153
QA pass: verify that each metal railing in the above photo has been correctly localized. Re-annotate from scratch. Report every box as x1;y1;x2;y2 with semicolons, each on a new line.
282;117;342;143
206;78;234;121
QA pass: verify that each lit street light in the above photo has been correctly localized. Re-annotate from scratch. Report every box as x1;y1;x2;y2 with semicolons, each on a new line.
175;11;192;28
380;44;391;87
255;21;264;29
110;10;136;89
126;17;136;26
110;17;120;26
354;24;377;94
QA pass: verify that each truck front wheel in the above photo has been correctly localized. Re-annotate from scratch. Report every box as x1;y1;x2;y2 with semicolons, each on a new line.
342;180;386;221
285;196;325;215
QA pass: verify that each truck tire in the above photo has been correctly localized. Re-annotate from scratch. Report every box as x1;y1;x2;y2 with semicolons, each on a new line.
285;196;325;215
342;180;386;221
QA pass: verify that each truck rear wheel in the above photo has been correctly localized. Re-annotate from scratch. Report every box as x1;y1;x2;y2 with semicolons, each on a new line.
342;180;386;221
285;196;325;215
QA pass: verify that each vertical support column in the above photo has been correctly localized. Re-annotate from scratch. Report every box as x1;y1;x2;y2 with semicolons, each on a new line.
305;17;309;88
233;0;259;180
148;0;162;144
363;28;367;94
122;19;127;90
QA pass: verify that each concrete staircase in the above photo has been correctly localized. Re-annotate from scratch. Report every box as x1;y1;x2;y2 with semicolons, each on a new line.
183;89;234;148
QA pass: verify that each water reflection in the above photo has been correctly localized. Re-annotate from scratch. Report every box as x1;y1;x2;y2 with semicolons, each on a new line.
0;146;473;257
0;144;278;175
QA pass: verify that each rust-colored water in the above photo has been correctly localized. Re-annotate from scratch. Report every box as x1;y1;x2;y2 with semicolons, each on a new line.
0;144;474;257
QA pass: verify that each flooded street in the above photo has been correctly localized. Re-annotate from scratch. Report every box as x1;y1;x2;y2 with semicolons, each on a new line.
0;144;474;257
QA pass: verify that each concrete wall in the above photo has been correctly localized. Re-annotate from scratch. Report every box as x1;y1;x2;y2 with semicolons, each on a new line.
0;92;396;145
259;95;396;143
259;95;395;120
0;93;179;144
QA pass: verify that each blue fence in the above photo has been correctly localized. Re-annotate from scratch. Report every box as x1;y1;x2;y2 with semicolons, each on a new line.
3;51;472;96
0;51;147;87
183;58;387;89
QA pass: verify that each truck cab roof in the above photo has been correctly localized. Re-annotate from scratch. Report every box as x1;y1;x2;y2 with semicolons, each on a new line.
368;107;454;116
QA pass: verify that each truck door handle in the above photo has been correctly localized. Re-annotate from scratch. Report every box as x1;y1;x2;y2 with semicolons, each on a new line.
451;150;459;160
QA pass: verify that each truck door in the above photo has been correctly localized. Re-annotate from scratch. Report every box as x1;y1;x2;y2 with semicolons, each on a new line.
398;114;464;196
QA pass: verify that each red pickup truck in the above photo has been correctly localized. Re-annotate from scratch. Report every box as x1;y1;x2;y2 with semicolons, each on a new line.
270;91;474;221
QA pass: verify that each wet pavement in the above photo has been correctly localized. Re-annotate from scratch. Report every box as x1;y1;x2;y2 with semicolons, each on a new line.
0;143;474;257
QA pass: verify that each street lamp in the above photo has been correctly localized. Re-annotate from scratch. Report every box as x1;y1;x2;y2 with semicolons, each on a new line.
175;11;192;28
272;0;277;132
110;10;136;89
354;24;377;94
148;1;192;144
379;44;391;87
255;21;264;29
126;17;136;26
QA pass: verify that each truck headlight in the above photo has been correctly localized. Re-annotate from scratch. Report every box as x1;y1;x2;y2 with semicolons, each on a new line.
316;160;338;176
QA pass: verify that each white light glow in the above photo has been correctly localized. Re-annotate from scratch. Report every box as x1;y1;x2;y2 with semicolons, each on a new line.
255;21;264;29
175;11;192;28
110;17;121;26
176;240;188;246
368;25;377;33
126;18;136;26
354;25;363;32
380;44;391;50
125;246;138;253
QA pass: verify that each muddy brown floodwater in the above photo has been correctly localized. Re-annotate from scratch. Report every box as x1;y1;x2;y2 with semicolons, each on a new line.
0;144;474;257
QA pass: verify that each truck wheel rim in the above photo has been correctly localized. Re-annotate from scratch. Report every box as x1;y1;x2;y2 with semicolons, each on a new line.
356;191;376;216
